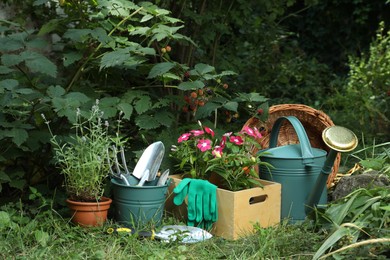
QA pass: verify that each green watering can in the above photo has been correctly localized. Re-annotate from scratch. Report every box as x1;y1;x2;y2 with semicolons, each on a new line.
259;116;358;222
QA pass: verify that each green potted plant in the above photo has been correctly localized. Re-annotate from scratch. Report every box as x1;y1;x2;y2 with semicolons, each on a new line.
170;121;271;191
43;100;115;226
167;121;281;240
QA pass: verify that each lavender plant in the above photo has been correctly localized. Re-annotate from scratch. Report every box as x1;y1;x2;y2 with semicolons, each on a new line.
43;100;113;202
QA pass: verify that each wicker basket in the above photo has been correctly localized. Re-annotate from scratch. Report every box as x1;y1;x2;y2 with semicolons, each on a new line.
243;104;341;187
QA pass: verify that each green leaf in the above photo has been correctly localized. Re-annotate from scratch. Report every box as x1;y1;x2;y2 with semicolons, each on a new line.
235;92;268;103
360;158;385;170
0;211;11;229
99;97;120;118
26;38;49;50
379;205;390;211
118;103;133;120
52;93;90;121
15;88;35;95
129;26;150;36
20;51;57;77
0;79;19;90
154;110;174;127
134;96;152;114
1;54;24;67
11;128;29;147
98;0;138;16
137;47;156;55
0;66;14;74
65;92;90;103
63;29;92;42
148;24;186;44
63;52;83;67
177;80;205;90
38;18;62;35
141;14;153;23
91;27;112;45
0;37;24;52
47;85;66;98
121;90;149;103
135;114;160;130
0;172;11;182
150;32;167;42
34;230;50;247
9;179;26;190
195;102;221;120
100;49;130;70
334;191;360;225
194;63;215;75
123;56;148;68
162;72;181;82
312;226;350;259
147;62;176;79
218;70;237;77
153;25;184;36
223;101;238;112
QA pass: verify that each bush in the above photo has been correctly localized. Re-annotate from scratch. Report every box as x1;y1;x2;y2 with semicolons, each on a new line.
0;0;266;197
325;22;390;143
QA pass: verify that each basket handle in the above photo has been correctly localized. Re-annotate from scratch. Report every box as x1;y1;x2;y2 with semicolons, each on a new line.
268;116;315;166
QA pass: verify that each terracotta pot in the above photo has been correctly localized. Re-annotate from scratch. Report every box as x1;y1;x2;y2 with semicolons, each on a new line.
66;197;112;227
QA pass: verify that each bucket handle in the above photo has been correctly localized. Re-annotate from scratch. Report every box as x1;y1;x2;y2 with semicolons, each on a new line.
268;116;315;166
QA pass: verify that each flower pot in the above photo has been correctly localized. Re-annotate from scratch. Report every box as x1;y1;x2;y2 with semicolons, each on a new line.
166;175;281;240
111;178;170;228
66;197;112;227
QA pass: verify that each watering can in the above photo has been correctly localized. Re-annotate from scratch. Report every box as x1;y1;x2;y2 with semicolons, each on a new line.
258;116;358;222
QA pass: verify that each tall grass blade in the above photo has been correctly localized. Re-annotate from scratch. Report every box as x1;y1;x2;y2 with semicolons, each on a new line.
312;226;349;259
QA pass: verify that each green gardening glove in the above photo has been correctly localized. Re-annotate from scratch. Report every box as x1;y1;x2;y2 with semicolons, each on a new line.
173;178;218;229
173;178;191;206
187;179;217;228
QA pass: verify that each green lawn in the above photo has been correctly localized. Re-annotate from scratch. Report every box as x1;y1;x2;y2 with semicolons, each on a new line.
0;204;326;259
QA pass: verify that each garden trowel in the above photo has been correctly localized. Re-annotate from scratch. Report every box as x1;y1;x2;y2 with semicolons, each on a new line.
132;141;165;182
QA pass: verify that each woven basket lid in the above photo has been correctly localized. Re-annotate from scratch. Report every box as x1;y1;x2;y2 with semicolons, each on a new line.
243;104;341;188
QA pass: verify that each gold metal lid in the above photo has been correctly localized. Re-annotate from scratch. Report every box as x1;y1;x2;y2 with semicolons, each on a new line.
322;126;358;152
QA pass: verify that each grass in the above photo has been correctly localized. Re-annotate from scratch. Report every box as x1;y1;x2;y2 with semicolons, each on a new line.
1;188;388;259
2;141;388;259
0;198;327;260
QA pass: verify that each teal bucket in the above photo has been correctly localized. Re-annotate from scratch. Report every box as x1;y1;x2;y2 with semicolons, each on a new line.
111;178;170;228
259;116;328;222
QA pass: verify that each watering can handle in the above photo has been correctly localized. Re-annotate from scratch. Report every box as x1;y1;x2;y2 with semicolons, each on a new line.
269;116;315;166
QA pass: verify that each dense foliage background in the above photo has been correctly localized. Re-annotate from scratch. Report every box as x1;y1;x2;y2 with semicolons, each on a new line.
0;0;389;200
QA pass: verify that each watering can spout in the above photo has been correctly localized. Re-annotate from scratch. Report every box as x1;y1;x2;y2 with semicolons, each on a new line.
306;126;358;213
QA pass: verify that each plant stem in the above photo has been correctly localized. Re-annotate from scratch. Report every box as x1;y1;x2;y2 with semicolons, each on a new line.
66;7;144;92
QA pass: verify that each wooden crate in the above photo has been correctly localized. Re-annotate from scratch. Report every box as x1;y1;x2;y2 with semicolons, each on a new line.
165;175;281;240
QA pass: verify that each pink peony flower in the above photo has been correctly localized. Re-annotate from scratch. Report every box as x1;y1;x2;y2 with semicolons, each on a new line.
230;135;244;145
178;133;191;143
197;139;212;152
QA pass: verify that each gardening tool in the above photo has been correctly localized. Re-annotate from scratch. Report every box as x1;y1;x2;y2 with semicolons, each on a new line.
132;141;165;181
106;225;212;243
157;169;169;186
107;146;130;186
136;169;150;186
259;116;358;221
306;125;358;212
